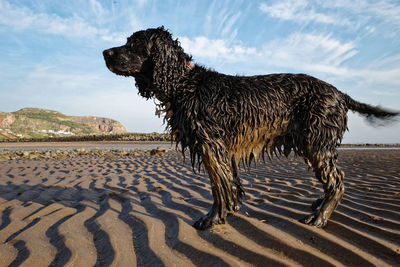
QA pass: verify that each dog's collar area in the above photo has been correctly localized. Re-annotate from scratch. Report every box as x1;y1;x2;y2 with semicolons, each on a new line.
186;61;194;72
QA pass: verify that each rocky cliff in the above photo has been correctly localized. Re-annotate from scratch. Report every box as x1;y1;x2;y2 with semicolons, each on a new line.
70;116;127;134
0;108;127;139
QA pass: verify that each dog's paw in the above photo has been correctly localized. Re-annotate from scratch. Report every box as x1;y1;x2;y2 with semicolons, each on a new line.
193;212;223;230
299;212;328;228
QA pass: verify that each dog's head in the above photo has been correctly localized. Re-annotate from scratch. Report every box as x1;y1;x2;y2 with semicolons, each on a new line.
103;26;191;100
103;29;153;77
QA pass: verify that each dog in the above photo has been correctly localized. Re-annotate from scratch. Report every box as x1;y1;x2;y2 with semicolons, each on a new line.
103;26;398;230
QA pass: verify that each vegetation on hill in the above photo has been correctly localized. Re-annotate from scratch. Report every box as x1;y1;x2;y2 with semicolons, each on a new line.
0;108;127;140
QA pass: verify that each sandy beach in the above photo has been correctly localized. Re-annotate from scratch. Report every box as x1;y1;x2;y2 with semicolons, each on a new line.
0;148;399;266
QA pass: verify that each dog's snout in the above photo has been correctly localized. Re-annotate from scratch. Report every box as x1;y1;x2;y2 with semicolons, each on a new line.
103;49;114;57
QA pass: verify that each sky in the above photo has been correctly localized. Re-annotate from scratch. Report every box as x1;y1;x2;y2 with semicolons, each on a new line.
1;0;399;143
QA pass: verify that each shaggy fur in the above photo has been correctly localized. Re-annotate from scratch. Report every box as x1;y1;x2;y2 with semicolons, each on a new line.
103;27;398;230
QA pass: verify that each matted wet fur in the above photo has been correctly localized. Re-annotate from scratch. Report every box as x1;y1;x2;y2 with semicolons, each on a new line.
103;26;398;230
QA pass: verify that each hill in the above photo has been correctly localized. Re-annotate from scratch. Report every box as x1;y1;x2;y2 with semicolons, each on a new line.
0;108;127;140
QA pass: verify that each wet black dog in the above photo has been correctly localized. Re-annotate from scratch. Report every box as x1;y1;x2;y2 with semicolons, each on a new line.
103;26;398;230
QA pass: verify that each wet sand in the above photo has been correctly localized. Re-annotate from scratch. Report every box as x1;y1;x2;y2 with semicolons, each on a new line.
0;141;173;151
0;149;399;266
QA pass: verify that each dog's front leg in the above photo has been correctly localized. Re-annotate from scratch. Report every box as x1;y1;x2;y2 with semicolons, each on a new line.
193;142;241;230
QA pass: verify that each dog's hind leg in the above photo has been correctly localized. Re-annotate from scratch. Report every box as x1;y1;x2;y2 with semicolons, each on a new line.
300;150;345;227
193;142;243;230
231;157;245;211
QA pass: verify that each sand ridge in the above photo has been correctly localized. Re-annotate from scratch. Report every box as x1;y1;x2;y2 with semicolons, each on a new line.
0;149;399;266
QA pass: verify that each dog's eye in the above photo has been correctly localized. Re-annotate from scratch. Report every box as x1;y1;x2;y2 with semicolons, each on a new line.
129;39;142;47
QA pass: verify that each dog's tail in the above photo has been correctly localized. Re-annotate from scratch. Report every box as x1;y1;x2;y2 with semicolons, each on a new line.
343;93;399;123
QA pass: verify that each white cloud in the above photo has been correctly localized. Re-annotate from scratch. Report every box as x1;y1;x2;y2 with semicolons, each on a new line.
180;33;356;74
259;0;348;25
261;33;357;68
180;36;258;62
180;32;400;88
321;0;400;24
0;0;124;42
260;0;400;34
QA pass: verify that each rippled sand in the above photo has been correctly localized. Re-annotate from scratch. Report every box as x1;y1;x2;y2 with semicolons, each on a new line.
0;149;399;266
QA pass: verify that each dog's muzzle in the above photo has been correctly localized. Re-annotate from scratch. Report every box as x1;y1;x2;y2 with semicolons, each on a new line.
103;49;114;58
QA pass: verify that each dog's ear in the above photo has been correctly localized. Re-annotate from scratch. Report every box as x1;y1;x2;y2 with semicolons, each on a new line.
147;27;171;52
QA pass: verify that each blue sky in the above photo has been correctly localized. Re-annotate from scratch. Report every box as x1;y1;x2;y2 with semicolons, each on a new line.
1;0;399;143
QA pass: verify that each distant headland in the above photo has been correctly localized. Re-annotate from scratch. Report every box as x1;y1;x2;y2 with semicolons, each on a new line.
0;108;127;140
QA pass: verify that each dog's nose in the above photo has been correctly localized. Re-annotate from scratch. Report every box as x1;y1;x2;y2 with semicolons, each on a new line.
103;49;114;57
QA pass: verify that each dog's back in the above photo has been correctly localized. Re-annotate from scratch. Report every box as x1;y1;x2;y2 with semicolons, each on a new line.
174;71;351;163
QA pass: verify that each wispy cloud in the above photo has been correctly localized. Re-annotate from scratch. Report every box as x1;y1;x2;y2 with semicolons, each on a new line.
260;33;357;69
181;33;355;74
0;0;125;43
88;0;106;22
260;0;400;35
259;0;348;25
181;32;400;88
321;0;400;23
203;0;246;41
